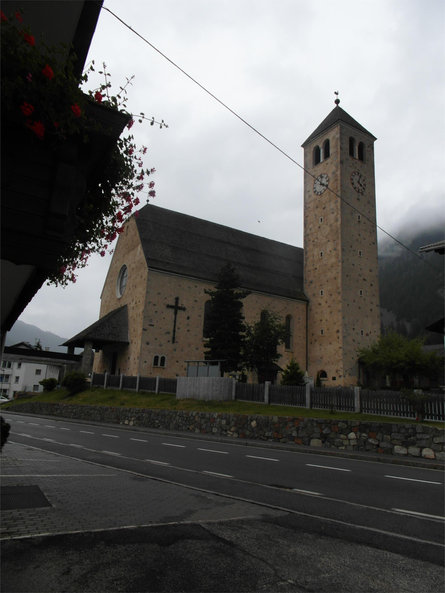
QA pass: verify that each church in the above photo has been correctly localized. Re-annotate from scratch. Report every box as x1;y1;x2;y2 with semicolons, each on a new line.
65;102;381;387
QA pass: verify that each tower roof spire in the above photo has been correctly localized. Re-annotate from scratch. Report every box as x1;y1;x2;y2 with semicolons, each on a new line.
334;90;340;105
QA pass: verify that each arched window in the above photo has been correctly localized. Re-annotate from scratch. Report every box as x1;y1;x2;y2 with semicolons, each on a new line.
358;142;365;162
313;145;321;165
284;315;292;350
323;139;330;160
318;370;327;379
349;136;356;157
153;355;159;367
159;355;166;367
203;300;212;338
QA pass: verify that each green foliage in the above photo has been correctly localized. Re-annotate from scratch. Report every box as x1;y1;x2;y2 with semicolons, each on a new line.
39;377;58;392
62;372;87;395
1;416;11;450
204;263;250;374
281;359;305;386
359;332;443;388
244;310;286;383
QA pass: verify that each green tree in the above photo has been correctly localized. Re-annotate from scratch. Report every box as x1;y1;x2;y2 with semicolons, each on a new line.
244;310;286;383
204;263;250;374
359;332;442;388
281;359;305;385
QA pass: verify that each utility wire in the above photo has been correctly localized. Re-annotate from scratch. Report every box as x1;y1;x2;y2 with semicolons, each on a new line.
102;5;438;268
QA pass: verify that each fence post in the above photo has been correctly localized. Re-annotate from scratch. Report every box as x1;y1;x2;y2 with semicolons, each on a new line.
232;378;236;400
354;386;361;413
305;382;311;409
136;374;140;392
119;374;124;390
104;371;108;389
264;381;270;405
155;376;160;394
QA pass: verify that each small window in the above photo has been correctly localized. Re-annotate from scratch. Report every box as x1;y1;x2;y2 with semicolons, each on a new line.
357;214;361;222
319;217;323;223
320;251;323;258
320;329;324;335
349;136;356;157
358;142;365;162
284;315;292;350
360;329;364;336
33;385;39;392
358;250;362;257
35;369;42;375
323;139;330;159
320;289;324;296
313;145;321;166
318;370;327;380
14;376;19;383
153;355;159;367
359;289;363;296
159;356;166;368
17;363;22;369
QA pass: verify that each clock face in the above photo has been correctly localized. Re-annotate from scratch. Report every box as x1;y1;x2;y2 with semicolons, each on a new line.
313;173;329;195
351;170;366;194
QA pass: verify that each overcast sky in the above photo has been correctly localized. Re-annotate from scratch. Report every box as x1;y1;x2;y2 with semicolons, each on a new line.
17;0;445;340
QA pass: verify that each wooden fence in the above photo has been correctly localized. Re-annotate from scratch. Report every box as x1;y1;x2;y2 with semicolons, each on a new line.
90;372;444;422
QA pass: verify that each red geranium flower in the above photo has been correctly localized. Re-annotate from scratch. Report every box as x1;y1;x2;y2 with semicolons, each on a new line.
15;10;23;23
127;119;134;129
28;120;45;139
70;103;81;117
94;91;103;103
20;102;34;117
23;33;35;46
1;10;8;21
42;64;54;80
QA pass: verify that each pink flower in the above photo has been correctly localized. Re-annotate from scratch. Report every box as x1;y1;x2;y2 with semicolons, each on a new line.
127;119;134;129
26;72;33;82
1;10;8;21
133;197;140;206
100;250;106;257
94;91;103;103
23;33;35;46
20;102;34;117
70;103;81;118
42;64;54;80
148;190;156;198
149;181;155;189
27;120;45;139
142;147;147;154
15;10;23;23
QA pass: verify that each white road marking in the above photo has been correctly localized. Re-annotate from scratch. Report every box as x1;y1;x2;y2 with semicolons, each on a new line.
69;444;84;448
203;471;233;478
43;438;56;443
145;459;170;466
306;463;351;472
101;451;121;456
80;430;94;434
59;428;71;431
246;455;279;462
45;425;56;429
130;438;148;442
198;448;228;455
162;442;185;448
292;488;322;496
385;475;442;485
28;423;39;426
1;474;116;478
102;434;119;438
393;508;445;521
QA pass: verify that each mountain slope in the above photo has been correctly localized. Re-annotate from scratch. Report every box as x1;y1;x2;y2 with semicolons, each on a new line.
5;320;68;352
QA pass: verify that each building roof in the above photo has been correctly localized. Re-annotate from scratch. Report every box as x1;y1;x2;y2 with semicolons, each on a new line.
64;305;129;348
418;240;445;255
135;205;306;301
302;105;376;146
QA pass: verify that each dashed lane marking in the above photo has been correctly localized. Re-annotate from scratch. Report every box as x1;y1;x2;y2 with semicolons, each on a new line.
385;475;442;485
246;455;279;462
198;448;229;455
306;463;351;472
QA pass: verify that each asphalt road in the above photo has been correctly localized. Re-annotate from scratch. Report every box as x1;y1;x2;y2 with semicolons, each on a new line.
3;411;444;564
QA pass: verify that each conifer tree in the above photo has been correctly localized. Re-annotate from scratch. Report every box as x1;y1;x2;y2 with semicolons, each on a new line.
244;310;286;383
204;263;249;374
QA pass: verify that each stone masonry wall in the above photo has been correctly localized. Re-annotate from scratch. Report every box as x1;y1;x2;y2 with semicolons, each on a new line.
8;402;445;461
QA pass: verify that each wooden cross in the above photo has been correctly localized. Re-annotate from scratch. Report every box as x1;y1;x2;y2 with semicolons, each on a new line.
166;297;186;343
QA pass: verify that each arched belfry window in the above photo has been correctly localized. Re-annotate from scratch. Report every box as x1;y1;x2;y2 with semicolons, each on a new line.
358;141;365;162
284;315;292;350
323;139;330;160
349;137;356;158
313;145;321;166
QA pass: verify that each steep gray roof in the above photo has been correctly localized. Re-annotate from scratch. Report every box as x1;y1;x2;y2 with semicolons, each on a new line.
302;105;376;146
135;205;306;301
64;305;129;348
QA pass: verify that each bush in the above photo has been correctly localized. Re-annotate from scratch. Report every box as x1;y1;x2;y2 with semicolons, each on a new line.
39;378;58;392
281;359;305;386
1;416;11;450
62;372;87;395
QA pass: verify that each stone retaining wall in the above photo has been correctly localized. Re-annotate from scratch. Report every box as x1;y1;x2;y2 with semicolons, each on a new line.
7;402;445;460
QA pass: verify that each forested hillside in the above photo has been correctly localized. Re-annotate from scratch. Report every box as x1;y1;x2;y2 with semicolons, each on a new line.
378;225;444;344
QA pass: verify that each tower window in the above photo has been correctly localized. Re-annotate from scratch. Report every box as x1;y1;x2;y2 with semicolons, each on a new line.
320;251;323;258
358;142;365;162
323;139;330;159
357;214;361;222
320;289;324;296
159;356;166;367
313;145;321;166
349;136;356;157
360;329;364;336
359;289;363;296
358;250;362;257
319;216;323;223
320;329;324;335
153;355;159;367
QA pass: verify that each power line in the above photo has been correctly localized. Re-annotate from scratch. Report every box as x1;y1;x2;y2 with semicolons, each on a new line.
102;5;438;268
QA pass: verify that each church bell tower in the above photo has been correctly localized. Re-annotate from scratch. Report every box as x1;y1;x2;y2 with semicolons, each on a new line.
302;99;380;386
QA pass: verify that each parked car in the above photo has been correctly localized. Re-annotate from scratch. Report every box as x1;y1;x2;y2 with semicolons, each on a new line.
0;396;10;404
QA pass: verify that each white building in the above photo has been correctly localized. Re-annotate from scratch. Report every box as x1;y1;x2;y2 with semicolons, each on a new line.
0;342;80;399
